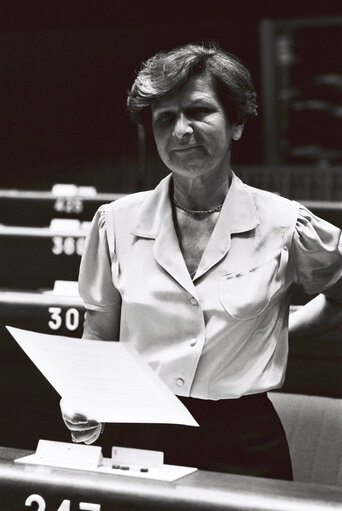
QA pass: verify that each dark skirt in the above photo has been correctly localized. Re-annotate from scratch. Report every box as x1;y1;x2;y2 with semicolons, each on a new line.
112;392;293;481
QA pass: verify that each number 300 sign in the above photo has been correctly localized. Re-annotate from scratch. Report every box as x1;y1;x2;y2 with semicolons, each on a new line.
25;495;100;510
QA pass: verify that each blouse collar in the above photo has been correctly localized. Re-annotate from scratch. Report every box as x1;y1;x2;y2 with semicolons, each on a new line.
129;171;259;292
130;171;259;238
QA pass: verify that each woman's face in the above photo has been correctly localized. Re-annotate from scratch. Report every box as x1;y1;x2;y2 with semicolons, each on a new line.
151;73;244;181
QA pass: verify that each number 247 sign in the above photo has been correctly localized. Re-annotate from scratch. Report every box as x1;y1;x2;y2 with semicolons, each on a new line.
25;495;100;510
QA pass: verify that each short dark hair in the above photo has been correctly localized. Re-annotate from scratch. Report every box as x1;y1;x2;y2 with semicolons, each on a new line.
127;41;257;127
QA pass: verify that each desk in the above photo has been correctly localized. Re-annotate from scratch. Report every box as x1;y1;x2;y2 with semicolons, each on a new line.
0;288;84;336
0;189;123;226
0;224;88;289
0;446;341;511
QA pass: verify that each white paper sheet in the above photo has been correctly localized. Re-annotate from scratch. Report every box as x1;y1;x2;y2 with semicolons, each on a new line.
6;326;198;427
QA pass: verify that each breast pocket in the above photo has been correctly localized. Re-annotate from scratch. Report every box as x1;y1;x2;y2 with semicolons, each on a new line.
219;248;289;320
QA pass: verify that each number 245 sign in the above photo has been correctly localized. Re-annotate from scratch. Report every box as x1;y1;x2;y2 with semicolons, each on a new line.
26;495;100;510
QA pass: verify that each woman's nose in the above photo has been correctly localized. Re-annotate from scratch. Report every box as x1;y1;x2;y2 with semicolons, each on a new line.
172;113;193;139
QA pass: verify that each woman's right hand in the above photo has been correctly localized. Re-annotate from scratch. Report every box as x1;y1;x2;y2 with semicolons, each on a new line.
60;398;103;445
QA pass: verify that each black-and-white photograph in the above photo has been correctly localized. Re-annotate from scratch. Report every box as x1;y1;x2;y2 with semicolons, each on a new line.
0;1;341;509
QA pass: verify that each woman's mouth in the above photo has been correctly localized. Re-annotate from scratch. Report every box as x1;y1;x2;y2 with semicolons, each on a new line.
172;146;200;153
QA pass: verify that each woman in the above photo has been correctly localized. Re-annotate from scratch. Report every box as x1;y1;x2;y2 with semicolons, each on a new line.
61;42;342;480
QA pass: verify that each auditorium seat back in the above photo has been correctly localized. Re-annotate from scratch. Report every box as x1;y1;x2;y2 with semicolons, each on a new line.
269;392;342;486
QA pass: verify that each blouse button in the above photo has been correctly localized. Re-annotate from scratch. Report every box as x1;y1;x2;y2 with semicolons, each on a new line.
190;339;197;347
176;378;185;386
190;298;198;306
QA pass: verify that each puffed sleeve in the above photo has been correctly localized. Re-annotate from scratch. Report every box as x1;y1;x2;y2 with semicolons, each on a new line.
78;205;122;311
291;204;342;296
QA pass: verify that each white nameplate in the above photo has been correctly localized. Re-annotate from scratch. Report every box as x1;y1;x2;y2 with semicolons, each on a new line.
16;439;102;470
112;446;163;467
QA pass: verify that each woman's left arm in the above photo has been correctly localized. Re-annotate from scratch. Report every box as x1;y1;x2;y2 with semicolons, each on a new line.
289;277;342;342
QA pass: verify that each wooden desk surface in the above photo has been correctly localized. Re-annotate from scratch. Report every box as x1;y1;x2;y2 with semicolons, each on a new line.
0;446;341;511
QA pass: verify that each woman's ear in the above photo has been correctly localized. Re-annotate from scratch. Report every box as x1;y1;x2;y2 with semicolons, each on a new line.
232;122;245;141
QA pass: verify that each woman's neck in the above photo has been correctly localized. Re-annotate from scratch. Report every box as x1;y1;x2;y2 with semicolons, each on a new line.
172;171;232;211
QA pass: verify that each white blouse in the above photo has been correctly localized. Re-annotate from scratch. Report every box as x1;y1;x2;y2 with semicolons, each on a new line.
79;173;342;400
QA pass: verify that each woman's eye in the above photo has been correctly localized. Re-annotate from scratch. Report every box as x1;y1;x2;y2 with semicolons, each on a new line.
156;112;174;123
189;107;211;117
